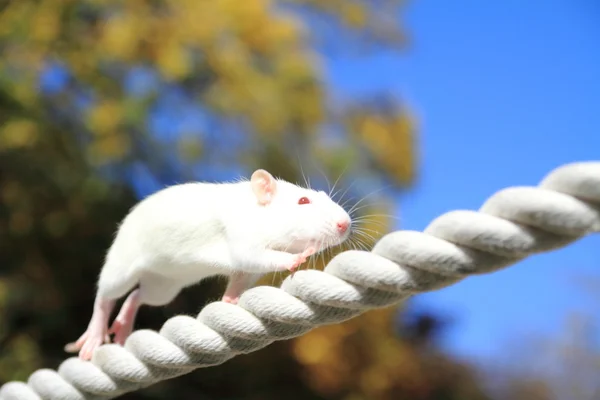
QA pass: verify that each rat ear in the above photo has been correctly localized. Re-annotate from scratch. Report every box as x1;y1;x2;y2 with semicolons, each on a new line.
250;169;277;205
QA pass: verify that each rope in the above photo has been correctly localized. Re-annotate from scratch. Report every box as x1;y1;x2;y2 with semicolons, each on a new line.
1;161;599;400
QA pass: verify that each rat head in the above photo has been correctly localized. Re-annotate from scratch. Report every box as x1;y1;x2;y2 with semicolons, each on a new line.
251;169;352;253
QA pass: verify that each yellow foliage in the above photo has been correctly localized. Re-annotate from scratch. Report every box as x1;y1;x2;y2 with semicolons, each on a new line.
99;14;142;61
87;133;131;164
12;78;39;107
171;1;223;46
0;334;42;383
0;0;407;168
156;39;191;80
341;2;368;28
356;111;416;184
293;306;426;398
87;101;123;136
245;14;304;55
293;331;333;365
30;3;60;43
207;41;252;80
391;113;416;182
271;14;305;45
275;51;315;79
178;137;204;161
219;0;271;31
0;119;39;150
0;2;33;37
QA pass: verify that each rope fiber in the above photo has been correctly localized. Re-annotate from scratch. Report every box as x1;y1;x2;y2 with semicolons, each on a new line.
1;161;599;400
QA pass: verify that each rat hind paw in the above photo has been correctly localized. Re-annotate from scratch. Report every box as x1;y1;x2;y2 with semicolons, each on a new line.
79;336;105;361
65;329;110;360
64;330;89;353
222;295;239;305
108;318;135;346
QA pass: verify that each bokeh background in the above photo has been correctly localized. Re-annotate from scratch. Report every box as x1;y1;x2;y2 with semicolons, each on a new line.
0;1;598;399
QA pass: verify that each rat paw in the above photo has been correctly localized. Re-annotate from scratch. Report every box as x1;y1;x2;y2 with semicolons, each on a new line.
108;318;134;346
285;248;316;272
64;332;87;353
79;337;105;361
286;254;304;272
74;330;108;360
65;327;110;360
64;331;111;353
302;247;316;258
222;295;239;305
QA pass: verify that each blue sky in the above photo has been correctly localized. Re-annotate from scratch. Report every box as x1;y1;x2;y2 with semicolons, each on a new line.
325;0;600;362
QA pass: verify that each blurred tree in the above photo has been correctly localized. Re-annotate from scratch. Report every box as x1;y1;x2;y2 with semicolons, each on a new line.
483;314;599;400
0;1;494;399
548;314;600;400
0;0;415;189
481;277;600;400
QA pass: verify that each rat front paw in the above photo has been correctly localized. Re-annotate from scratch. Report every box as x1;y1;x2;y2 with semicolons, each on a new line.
288;254;305;272
302;247;316;258
285;247;316;272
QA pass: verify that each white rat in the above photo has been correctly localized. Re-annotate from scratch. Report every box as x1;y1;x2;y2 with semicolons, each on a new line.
65;169;352;360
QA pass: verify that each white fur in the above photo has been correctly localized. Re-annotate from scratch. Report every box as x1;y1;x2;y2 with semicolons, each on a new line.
97;178;352;305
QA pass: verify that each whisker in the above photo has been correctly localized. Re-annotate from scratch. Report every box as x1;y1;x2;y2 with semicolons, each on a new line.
348;237;359;252
347;184;395;215
296;152;311;189
351;219;396;229
312;239;323;270
335;180;357;208
355;227;382;237
349;202;395;215
329;164;349;199
350;236;371;251
346;237;359;251
354;226;383;234
347;237;365;252
352;221;393;231
327;239;336;260
320;238;326;270
348;201;394;212
315;164;331;194
341;197;357;210
310;242;318;270
270;270;277;286
351;219;392;226
352;227;382;237
352;233;378;245
353;213;400;221
351;227;381;243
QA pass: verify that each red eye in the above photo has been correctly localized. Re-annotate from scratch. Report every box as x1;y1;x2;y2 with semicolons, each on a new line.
298;197;311;205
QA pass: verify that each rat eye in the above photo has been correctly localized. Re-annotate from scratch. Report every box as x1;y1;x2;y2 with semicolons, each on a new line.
298;197;311;205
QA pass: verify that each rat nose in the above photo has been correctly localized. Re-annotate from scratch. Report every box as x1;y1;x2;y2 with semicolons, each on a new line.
336;220;350;234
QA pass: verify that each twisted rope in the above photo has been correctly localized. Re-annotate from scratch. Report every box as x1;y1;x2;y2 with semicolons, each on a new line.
2;161;599;400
